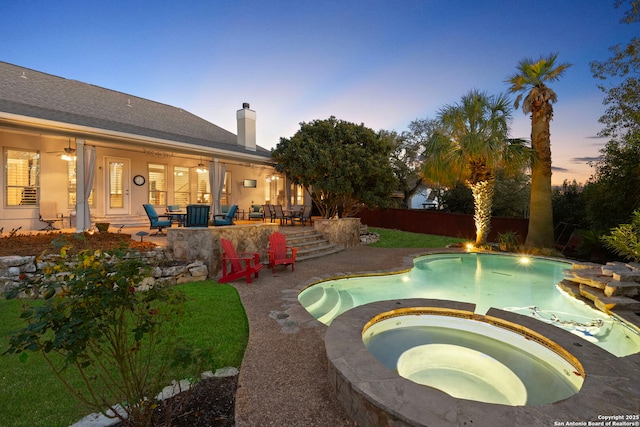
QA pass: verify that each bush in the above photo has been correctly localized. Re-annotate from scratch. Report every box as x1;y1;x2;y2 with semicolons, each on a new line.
4;244;210;426
602;210;640;263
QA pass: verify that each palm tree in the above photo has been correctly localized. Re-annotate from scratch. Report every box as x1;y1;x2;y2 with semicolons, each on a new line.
506;53;572;249
422;89;529;245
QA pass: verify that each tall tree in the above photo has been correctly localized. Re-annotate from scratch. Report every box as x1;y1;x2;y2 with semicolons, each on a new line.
422;89;528;245
386;119;439;208
272;116;397;218
506;53;572;249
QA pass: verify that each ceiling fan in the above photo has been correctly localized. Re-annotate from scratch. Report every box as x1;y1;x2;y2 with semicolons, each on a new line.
47;139;76;161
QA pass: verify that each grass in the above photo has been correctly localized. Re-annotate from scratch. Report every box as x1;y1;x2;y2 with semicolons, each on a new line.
0;281;248;427
368;227;466;248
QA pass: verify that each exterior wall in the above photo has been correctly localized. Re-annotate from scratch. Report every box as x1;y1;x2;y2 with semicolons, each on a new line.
0;128;276;231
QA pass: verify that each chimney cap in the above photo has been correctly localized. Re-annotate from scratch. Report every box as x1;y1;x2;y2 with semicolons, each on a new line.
242;102;250;109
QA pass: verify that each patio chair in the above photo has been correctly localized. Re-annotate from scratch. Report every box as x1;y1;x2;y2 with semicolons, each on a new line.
143;204;173;235
272;205;291;225
291;205;313;226
248;204;264;221
39;200;64;230
213;204;237;226
267;231;298;273
218;238;263;284
262;204;275;222
185;204;211;227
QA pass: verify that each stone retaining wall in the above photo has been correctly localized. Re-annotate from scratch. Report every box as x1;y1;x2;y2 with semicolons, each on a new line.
314;218;361;248
0;248;209;296
166;223;279;278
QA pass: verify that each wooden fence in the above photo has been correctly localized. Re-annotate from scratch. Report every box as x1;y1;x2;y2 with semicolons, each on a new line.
357;207;529;243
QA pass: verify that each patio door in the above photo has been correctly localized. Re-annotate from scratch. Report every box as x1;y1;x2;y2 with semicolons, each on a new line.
106;157;130;215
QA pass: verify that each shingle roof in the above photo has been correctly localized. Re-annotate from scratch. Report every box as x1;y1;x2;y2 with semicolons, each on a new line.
0;61;271;157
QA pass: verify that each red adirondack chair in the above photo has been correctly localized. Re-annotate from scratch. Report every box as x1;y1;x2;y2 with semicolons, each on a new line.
267;232;298;273
218;238;263;284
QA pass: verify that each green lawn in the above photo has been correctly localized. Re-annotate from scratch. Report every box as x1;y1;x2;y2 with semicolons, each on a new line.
368;227;466;248
0;281;248;427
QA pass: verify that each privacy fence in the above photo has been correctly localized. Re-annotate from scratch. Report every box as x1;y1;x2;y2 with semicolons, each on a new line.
357;208;529;243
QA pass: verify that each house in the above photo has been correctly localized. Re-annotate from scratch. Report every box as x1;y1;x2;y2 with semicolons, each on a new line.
0;62;301;231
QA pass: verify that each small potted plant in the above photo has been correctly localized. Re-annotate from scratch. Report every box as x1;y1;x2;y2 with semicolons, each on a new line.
497;230;519;252
95;222;110;233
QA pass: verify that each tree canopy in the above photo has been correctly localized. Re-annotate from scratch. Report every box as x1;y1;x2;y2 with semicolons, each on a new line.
386;119;439;209
272;116;397;218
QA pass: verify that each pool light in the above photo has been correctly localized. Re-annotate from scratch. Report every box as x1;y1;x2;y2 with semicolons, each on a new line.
465;243;474;251
519;256;531;265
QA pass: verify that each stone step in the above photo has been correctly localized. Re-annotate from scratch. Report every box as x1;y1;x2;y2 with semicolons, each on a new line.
579;284;640;313
278;228;345;262
296;245;344;262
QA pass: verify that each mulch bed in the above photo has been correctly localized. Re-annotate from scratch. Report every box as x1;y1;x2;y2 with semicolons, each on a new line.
0;231;156;257
150;376;237;427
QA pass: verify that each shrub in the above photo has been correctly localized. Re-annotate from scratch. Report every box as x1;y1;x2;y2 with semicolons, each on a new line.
601;210;640;263
4;244;210;426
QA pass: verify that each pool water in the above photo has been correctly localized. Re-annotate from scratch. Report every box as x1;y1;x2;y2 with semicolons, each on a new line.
364;313;584;406
299;252;640;357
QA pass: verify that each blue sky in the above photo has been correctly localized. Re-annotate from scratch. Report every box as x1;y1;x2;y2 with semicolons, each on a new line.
1;0;636;185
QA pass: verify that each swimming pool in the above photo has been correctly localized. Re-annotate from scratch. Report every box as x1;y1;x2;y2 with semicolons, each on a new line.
299;252;640;357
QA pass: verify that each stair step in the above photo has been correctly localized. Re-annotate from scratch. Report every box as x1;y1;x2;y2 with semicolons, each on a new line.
297;246;344;262
275;228;345;262
579;284;640;313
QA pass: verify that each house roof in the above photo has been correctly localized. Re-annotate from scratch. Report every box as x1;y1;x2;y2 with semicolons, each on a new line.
0;61;271;158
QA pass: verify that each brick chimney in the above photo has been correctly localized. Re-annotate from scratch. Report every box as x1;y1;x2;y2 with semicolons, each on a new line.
237;102;256;151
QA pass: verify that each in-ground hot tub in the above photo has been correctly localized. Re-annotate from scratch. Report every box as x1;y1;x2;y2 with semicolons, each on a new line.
363;308;584;406
323;299;618;427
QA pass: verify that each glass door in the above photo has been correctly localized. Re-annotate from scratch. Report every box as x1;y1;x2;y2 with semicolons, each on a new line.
106;157;130;215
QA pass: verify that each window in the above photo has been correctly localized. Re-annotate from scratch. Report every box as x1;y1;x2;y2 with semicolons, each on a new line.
196;170;230;204
67;161;94;207
290;183;304;205
222;171;231;205
5;149;39;206
196;169;210;204
173;166;190;206
265;174;284;205
148;163;167;206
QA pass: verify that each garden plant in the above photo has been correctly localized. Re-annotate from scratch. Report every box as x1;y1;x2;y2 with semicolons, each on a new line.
4;244;212;427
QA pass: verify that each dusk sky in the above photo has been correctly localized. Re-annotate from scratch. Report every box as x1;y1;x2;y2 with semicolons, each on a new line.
1;1;636;185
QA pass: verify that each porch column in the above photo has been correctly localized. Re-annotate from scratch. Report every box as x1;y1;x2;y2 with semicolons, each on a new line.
75;139;86;232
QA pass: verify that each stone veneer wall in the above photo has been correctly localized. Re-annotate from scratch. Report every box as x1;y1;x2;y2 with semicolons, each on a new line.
313;218;361;248
0;249;209;296
166;223;279;278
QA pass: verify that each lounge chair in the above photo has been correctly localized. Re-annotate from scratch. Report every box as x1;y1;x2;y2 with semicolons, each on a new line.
143;204;173;235
39;200;64;230
213;204;237;226
267;231;298;273
218;238;263;283
185;204;210;227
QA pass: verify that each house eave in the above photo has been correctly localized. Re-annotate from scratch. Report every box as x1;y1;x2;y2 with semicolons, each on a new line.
0;111;274;165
